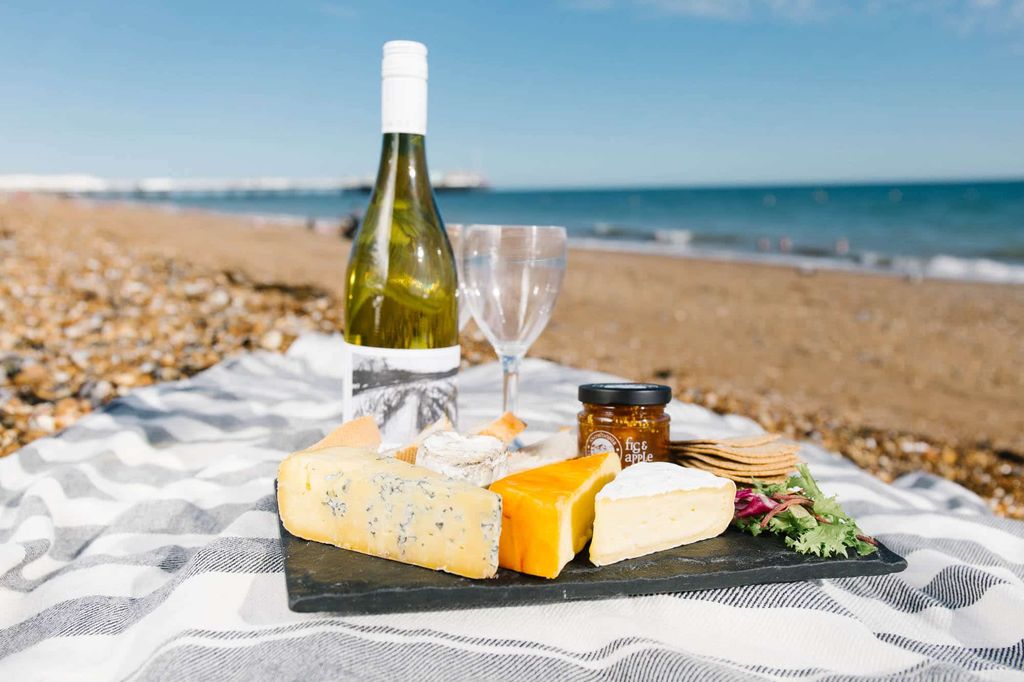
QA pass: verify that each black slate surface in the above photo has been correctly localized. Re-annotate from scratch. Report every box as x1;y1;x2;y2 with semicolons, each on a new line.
277;487;906;615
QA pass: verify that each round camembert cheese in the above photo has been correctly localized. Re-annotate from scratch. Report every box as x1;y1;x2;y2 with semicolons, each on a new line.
416;430;510;487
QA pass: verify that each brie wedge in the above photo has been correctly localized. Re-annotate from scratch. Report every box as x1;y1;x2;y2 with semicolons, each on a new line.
589;462;736;566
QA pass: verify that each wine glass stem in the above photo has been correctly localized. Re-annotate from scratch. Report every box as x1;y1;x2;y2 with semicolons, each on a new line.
501;354;521;415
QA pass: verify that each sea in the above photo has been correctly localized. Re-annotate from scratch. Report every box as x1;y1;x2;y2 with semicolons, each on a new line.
138;179;1024;284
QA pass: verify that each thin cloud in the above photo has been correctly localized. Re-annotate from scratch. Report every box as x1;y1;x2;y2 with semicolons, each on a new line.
766;0;829;21
562;0;617;10
572;0;1024;32
640;0;752;20
316;2;357;18
930;0;1024;33
629;0;833;21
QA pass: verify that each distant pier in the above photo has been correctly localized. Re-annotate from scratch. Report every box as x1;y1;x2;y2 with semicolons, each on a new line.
0;172;489;197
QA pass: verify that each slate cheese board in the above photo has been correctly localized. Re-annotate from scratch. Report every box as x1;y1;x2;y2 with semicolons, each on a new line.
276;487;906;615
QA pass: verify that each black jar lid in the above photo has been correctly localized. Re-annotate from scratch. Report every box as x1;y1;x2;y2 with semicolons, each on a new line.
578;383;672;406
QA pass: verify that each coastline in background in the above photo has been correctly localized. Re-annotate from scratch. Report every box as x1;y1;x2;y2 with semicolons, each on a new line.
131;179;1024;285
3;196;1022;516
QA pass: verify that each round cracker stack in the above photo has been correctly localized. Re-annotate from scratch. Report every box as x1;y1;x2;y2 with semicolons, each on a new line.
668;433;799;484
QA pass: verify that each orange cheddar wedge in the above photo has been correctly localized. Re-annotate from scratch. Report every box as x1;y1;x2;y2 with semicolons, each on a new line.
305;415;381;452
489;451;621;579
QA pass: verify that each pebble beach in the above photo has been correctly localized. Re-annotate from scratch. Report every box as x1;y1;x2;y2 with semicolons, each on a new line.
2;195;1022;518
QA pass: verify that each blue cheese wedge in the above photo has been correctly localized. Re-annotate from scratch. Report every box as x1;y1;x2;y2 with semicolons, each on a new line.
589;462;736;566
277;445;502;579
416;431;510;487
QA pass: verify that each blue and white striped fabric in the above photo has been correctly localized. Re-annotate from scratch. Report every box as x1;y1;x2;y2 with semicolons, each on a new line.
1;333;1022;680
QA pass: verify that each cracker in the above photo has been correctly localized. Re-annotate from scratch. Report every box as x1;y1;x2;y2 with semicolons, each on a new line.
474;412;527;445
677;459;789;484
675;461;796;479
727;473;790;485
675;453;798;471
672;433;781;449
672;443;800;464
305;415;381;452
677;451;798;476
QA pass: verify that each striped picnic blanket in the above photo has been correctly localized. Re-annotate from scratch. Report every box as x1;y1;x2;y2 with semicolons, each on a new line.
1;333;1022;681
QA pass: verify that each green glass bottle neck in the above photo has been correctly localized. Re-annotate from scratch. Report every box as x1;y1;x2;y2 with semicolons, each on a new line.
371;133;432;200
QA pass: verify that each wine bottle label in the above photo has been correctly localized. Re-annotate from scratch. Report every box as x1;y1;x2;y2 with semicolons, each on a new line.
343;341;460;447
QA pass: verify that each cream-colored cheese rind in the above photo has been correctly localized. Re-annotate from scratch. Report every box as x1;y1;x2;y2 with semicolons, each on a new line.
277;445;502;579
597;462;732;500
416;431;509;487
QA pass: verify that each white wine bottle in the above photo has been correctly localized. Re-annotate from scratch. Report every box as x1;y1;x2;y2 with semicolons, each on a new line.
343;40;459;446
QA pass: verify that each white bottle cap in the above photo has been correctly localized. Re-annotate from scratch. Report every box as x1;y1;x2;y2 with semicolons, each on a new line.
381;40;428;135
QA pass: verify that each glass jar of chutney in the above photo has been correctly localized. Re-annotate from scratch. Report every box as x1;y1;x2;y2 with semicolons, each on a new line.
577;383;672;468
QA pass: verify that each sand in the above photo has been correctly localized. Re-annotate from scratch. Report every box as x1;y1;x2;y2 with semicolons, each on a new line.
2;195;1022;516
67;196;1023;450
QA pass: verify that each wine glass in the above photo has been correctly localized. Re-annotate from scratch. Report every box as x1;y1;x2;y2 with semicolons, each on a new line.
461;225;567;415
444;224;473;331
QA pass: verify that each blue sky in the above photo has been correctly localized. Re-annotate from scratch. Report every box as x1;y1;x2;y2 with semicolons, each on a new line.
1;0;1023;187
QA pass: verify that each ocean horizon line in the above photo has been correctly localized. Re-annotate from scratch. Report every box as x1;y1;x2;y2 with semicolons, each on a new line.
489;176;1024;193
4;174;1023;195
78;173;1024;287
95;193;1024;287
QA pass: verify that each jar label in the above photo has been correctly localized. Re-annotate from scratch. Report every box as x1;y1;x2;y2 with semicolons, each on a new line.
585;430;622;458
622;435;654;464
586;429;661;465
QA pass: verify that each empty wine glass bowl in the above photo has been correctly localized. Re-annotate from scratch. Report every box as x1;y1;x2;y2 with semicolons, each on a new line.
462;225;567;414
